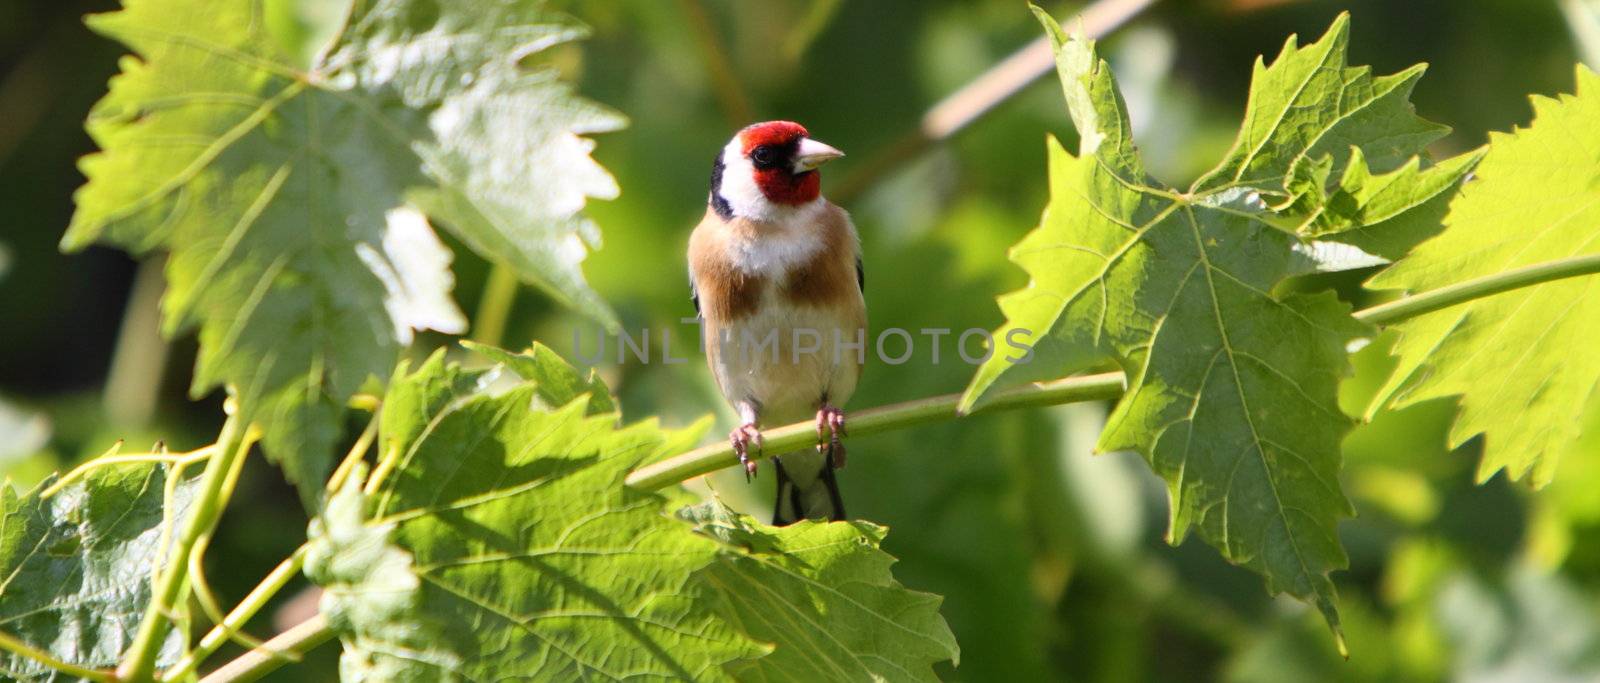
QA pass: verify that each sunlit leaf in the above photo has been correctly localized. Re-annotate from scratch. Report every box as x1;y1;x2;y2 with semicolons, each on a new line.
1190;13;1448;197
462;340;616;416
307;349;760;679
680;501;960;682
306;468;455;681
0;462;201;681
1367;66;1600;486
1283;147;1483;260
63;0;623;505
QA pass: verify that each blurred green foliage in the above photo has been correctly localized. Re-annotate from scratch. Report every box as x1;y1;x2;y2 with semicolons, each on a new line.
1;0;1597;681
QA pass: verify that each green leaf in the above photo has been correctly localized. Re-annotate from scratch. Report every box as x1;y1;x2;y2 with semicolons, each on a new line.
680;501;960;682
307;467;456;681
0;461;201;681
1190;13;1447;197
63;0;624;505
308;349;760;679
1283;146;1484;260
1367;66;1600;486
958;10;1481;640
461;340;616;416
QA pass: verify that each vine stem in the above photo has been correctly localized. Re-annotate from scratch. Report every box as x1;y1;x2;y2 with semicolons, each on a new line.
626;251;1600;490
1353;252;1600;326
471;263;520;348
195;614;334;683
118;410;250;683
161;549;309;682
626;373;1126;490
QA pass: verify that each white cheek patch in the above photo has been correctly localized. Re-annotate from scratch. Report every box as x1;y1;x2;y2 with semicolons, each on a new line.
716;142;821;224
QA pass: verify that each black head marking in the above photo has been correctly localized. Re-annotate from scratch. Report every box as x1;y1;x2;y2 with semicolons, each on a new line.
709;150;732;220
749;137;803;172
750;144;780;169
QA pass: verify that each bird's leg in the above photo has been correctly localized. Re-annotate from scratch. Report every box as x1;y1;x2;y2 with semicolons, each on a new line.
732;401;763;481
730;423;763;481
815;403;847;469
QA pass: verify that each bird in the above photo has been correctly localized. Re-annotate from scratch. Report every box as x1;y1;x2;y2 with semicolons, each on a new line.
687;121;864;525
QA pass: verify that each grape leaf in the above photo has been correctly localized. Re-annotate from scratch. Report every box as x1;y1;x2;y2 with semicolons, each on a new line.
1190;13;1448;197
307;349;761;680
62;0;624;506
0;461;201;681
958;10;1483;639
679;501;960;682
1283;146;1484;260
1367;66;1600;486
307;469;457;681
462;340;616;416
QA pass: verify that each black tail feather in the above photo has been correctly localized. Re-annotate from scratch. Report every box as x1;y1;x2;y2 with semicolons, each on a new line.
819;463;846;520
771;450;846;526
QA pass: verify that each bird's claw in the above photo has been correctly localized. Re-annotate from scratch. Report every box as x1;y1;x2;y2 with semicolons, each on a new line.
815;405;847;469
730;423;763;481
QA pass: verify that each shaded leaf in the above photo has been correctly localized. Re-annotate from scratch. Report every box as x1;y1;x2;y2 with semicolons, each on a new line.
308;349;759;679
0;461;201;681
63;0;623;505
1367;66;1600;485
680;501;959;682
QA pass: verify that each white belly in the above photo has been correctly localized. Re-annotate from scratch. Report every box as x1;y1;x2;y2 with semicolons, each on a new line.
707;293;862;426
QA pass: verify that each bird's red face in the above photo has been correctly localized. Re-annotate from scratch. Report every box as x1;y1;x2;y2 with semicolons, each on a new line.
712;121;844;221
740;122;821;205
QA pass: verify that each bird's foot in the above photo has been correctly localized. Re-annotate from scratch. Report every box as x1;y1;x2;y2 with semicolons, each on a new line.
730;423;763;481
815;404;847;469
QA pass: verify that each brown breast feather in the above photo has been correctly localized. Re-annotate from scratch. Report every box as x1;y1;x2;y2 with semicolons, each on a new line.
689;203;862;323
689;209;766;323
782;204;859;308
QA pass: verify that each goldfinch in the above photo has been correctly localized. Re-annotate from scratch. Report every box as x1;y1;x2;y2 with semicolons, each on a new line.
688;121;863;525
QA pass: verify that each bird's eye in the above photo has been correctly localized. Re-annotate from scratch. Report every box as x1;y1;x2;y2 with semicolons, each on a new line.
751;146;775;167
